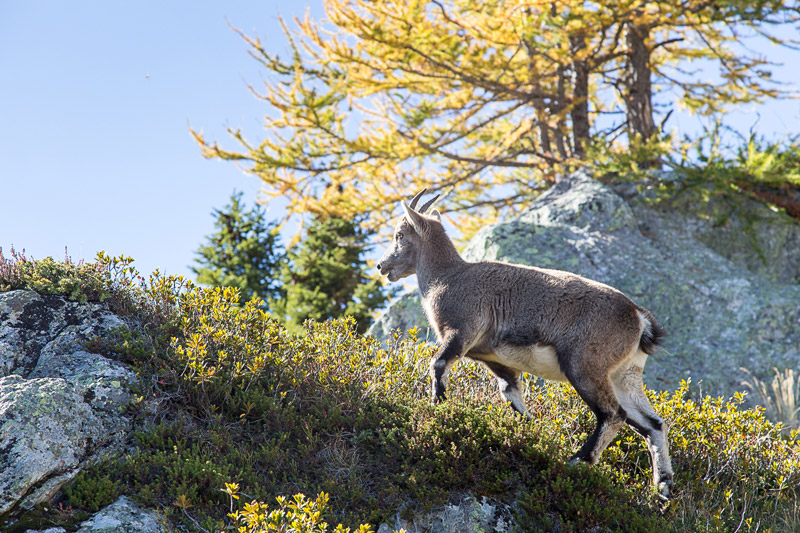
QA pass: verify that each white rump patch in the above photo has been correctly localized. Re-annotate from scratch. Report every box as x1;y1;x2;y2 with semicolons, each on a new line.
637;309;652;338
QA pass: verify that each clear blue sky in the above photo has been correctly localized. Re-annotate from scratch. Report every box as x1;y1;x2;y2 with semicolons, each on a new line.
0;1;324;279
1;1;798;280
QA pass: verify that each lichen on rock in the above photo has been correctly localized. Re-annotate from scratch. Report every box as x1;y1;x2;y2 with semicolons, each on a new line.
0;291;134;517
377;495;513;533
75;497;165;533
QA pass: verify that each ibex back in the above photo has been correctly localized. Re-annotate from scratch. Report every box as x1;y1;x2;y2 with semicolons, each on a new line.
377;189;674;500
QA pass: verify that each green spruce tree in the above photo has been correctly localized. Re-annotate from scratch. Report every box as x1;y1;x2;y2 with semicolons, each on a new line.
191;192;285;304
274;216;390;334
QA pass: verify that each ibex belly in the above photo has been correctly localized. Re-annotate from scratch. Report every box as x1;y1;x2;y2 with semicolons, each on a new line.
482;344;567;382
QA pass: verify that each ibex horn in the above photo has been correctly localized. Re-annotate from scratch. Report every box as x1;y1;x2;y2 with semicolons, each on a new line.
419;194;440;214
408;188;428;210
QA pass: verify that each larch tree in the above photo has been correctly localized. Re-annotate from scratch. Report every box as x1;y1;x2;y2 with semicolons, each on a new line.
608;0;799;142
193;0;799;235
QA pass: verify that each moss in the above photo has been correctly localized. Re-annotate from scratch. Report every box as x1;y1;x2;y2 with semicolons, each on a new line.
0;502;90;533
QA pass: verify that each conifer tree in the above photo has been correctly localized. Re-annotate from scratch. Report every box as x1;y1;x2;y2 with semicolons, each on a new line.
191;192;285;303
272;215;390;334
193;0;800;234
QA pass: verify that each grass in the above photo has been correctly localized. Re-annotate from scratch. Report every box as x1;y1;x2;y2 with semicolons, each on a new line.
741;367;800;437
1;251;799;532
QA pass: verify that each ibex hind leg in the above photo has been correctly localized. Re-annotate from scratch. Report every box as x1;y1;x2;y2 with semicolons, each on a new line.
565;368;626;466
485;361;529;417
612;357;674;500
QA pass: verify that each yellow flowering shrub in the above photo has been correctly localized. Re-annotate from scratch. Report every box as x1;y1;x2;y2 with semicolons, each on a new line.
4;253;798;532
223;486;372;533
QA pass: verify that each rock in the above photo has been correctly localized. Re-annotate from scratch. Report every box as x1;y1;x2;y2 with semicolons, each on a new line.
0;376;100;513
377;495;513;533
370;170;800;397
0;291;134;516
620;176;800;285
0;290;125;379
76;497;165;533
369;291;430;344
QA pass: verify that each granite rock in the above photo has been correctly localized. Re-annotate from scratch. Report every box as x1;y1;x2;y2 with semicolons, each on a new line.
0;291;134;516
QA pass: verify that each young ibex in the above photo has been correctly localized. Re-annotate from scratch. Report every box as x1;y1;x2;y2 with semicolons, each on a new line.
377;189;674;500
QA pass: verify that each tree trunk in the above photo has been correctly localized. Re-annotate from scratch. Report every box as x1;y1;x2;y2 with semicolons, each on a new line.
533;79;553;158
570;34;590;158
554;63;569;159
624;22;656;143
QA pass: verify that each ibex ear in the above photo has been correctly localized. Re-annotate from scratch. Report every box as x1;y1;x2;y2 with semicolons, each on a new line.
430;209;441;221
402;201;429;236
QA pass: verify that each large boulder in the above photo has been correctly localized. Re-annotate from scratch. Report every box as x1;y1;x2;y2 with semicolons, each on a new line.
619;174;800;285
0;291;135;516
369;170;800;397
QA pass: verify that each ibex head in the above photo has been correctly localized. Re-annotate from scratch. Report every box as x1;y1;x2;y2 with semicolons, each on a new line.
376;188;440;282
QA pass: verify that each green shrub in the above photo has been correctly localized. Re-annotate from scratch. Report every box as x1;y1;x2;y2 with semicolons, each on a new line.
4;253;799;532
0;247;114;303
64;467;121;513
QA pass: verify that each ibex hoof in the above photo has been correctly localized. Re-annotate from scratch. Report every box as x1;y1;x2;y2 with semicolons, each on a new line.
567;455;588;466
657;479;674;501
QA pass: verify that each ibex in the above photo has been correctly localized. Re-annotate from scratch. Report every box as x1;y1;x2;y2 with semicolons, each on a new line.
377;189;674;500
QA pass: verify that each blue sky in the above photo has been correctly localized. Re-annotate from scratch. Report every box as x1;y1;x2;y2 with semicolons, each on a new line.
0;1;324;278
1;1;799;280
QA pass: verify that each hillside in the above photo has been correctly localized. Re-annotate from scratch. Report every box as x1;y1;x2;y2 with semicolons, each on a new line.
1;185;799;532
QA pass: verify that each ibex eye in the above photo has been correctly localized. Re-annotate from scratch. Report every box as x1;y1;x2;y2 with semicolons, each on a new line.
396;233;404;240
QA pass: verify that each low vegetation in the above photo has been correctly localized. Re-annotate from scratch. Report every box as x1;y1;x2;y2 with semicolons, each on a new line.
592;131;800;223
1;246;799;532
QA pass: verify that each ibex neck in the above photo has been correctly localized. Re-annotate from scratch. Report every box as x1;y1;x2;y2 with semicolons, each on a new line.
416;239;465;297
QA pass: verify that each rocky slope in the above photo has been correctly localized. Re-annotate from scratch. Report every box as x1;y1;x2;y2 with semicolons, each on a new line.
0;289;514;532
3;170;799;531
0;290;164;531
370;170;800;397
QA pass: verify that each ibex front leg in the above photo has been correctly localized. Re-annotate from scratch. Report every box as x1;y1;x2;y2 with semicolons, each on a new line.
429;335;464;402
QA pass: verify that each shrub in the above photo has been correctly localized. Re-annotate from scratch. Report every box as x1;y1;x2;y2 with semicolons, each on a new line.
0;246;114;303
5;253;799;532
64;468;121;513
223;487;373;533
